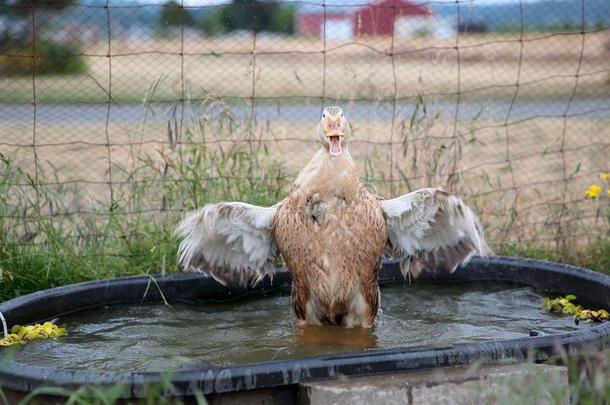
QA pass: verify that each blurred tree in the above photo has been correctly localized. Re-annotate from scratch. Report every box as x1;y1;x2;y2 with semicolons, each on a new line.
201;0;294;35
0;0;87;75
201;9;226;36
158;0;195;31
268;4;294;34
221;0;271;33
0;0;77;47
0;0;75;17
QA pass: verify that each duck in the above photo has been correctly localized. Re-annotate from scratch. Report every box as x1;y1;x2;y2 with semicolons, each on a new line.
176;106;490;328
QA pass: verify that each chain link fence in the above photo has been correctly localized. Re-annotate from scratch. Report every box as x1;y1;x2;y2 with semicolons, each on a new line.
1;0;609;253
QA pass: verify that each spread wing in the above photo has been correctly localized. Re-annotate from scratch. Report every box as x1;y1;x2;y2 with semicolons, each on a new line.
380;188;491;280
175;202;279;287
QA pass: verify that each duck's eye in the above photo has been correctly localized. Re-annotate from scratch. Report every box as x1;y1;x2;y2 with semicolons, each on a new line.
323;114;326;118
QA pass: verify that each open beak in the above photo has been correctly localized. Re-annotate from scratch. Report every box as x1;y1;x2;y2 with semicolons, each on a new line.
326;118;344;156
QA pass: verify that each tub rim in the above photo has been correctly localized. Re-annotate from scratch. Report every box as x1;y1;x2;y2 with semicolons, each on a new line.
1;255;609;397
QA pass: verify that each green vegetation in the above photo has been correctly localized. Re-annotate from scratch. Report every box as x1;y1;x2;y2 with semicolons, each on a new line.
159;0;195;28
0;97;287;302
0;93;608;301
0;40;86;76
16;376;209;404
0;0;76;18
0;0;87;76
201;10;226;37
157;0;196;37
497;238;610;274
200;0;295;36
564;349;610;404
267;5;296;35
0;88;607;303
0;139;608;302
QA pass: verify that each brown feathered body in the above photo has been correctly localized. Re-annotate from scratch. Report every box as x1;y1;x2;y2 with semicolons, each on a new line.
273;149;387;327
176;106;490;329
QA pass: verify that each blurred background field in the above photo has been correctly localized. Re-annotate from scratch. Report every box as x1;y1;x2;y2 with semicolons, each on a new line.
1;31;609;103
0;0;609;301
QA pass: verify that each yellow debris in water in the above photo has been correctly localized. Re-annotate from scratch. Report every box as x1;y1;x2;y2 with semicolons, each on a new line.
543;295;610;324
543;294;582;314
0;322;66;347
574;309;610;324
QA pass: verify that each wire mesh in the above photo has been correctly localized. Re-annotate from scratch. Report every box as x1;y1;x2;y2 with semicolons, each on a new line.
0;0;609;251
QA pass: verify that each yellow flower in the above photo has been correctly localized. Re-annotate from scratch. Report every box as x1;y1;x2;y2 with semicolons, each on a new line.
585;185;602;198
601;172;610;180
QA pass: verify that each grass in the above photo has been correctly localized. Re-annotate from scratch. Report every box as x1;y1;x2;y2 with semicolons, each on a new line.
14;377;208;404
564;349;610;404
0;97;289;301
497;237;610;274
1;92;609;301
3;103;609;246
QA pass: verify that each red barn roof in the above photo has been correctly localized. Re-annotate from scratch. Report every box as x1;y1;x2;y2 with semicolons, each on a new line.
355;0;432;36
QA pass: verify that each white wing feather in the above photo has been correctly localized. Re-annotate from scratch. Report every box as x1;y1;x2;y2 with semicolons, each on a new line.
381;188;491;279
175;202;279;286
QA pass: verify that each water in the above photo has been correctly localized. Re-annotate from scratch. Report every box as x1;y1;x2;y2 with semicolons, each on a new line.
12;283;581;372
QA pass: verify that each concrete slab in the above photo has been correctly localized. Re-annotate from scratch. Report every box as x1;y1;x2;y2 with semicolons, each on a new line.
299;363;569;405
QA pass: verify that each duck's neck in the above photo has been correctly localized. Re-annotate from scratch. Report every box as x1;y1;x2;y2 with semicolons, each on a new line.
292;147;359;197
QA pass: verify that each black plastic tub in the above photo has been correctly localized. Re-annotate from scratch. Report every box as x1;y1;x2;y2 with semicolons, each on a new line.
1;256;610;400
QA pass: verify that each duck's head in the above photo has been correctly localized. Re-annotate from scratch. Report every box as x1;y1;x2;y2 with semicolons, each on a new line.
318;105;350;157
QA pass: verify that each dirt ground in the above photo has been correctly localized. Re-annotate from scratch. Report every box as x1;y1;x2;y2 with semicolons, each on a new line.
1;32;609;102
